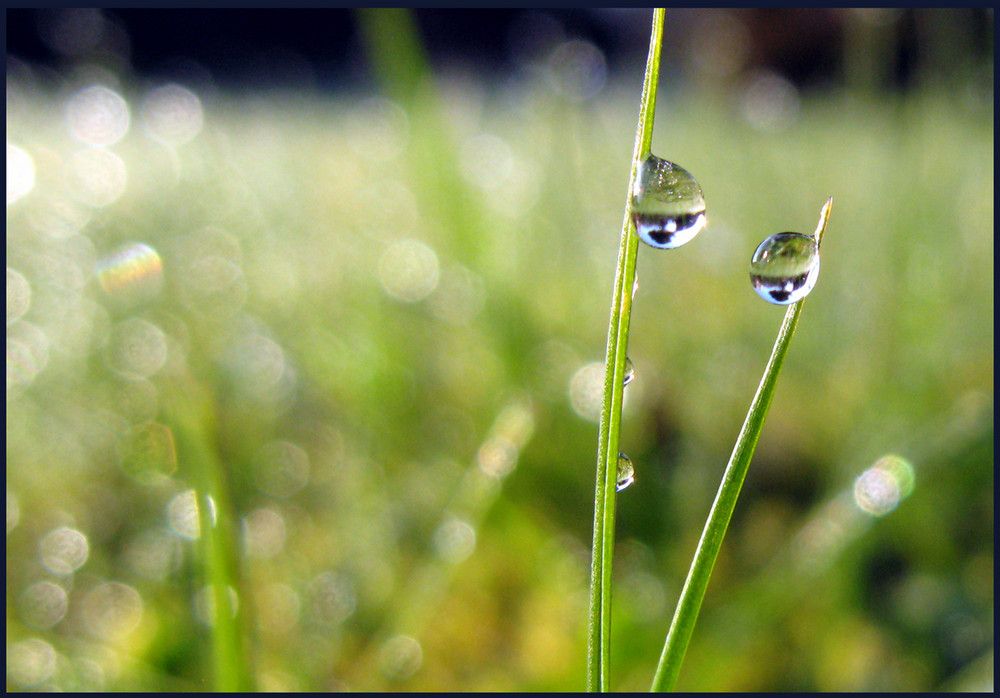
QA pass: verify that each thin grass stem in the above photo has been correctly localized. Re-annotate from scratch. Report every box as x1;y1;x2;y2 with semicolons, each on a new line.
650;198;833;692
587;8;665;692
162;376;249;692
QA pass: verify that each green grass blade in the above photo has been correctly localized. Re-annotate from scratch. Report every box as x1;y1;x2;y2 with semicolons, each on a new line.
162;376;250;692
650;198;834;692
587;8;665;692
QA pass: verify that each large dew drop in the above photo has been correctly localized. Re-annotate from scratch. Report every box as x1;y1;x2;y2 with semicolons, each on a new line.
615;453;635;492
749;232;820;304
631;153;707;249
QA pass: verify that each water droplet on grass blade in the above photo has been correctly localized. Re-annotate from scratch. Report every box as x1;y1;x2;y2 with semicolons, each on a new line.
749;232;820;304
616;453;635;492
623;357;635;387
632;153;706;249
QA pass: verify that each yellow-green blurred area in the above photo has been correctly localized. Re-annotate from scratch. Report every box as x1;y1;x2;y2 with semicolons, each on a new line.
5;8;993;692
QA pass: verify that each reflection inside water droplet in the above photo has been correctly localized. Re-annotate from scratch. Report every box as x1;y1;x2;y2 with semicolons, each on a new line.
623;357;635;387
632;153;707;249
749;232;820;304
616;453;635;492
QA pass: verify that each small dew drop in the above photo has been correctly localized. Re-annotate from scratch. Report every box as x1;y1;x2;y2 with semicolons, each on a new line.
19;581;69;629
308;571;356;626
379;634;423;680
749;232;820;305
7;638;57;687
142;84;204;146
854;454;916;517
66;85;130;147
7;144;36;205
623;357;636;387
66;147;128;208
119;421;177;480
242;508;287;559
432;517;477;564
632;153;707;250
39;526;90;575
7;267;31;326
616;453;635;492
82;581;143;640
195;584;239;626
168;490;202;539
105;317;168;379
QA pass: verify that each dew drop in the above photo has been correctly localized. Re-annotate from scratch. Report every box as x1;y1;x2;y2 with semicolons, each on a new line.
616;453;635;492
119;421;177;480
749;232;820;304
632;153;707;249
623;357;635;387
82;581;143;640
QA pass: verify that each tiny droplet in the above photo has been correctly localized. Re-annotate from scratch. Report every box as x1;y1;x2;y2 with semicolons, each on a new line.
616;453;635;492
749;232;820;304
631;153;707;249
623;357;635;387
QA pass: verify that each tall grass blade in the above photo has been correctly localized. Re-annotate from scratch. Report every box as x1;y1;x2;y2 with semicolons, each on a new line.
587;8;665;692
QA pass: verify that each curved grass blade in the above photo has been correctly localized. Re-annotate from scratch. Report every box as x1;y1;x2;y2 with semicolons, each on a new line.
651;198;833;692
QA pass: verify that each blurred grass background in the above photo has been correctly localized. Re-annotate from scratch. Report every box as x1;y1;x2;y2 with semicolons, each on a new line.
6;8;993;692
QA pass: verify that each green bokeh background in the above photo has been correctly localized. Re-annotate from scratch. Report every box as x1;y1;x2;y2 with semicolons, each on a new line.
6;9;993;692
